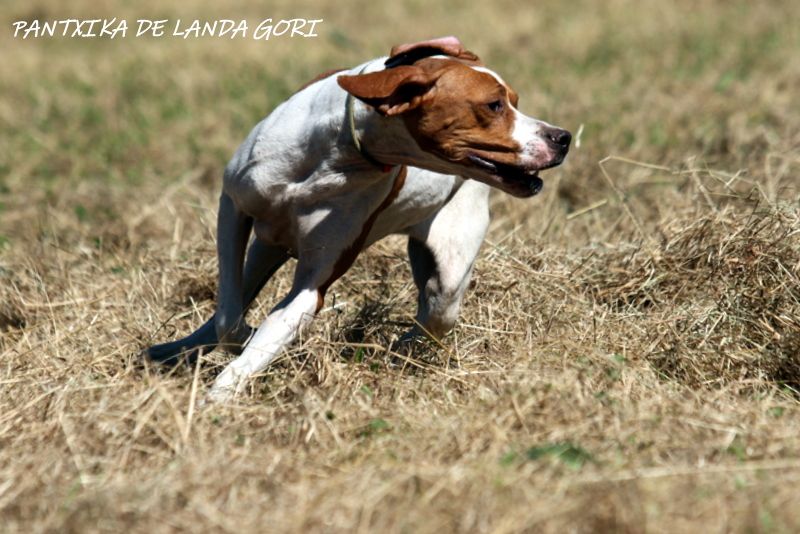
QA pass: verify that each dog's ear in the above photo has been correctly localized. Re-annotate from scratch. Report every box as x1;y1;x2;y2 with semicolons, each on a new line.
337;66;438;116
387;36;481;67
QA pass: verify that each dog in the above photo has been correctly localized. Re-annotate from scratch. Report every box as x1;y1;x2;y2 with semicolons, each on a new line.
145;36;571;402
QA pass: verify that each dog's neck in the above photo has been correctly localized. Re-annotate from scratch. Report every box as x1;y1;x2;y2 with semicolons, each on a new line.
344;89;397;173
351;104;457;177
281;59;449;180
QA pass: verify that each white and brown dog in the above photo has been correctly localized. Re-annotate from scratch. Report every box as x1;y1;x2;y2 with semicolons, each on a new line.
146;36;571;401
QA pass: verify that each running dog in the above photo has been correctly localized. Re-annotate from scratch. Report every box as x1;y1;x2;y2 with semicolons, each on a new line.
145;36;571;401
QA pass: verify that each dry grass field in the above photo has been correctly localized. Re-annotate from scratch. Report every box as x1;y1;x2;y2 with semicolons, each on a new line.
2;0;800;531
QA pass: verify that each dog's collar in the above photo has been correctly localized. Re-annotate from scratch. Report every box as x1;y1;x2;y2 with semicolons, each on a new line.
345;66;399;173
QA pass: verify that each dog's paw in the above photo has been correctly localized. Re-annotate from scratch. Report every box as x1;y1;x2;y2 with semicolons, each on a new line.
203;386;236;405
205;364;248;404
142;343;195;368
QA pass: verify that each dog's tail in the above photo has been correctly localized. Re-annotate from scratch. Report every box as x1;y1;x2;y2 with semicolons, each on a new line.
144;315;218;366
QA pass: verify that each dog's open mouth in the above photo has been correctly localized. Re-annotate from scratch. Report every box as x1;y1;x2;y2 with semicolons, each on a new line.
467;153;544;196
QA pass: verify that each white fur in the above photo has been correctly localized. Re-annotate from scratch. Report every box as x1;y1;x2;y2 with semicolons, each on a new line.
512;111;561;170
146;54;568;403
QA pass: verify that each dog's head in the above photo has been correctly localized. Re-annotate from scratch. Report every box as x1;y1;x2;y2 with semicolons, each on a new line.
338;36;570;198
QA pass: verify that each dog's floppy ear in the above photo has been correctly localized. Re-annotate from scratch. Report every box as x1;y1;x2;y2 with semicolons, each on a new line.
337;66;438;116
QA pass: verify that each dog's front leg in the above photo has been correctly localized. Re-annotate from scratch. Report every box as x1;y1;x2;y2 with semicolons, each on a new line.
207;234;353;402
403;181;490;342
207;173;403;402
206;226;373;402
207;282;321;403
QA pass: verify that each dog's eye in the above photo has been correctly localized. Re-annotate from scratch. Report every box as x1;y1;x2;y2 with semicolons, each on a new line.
486;100;504;113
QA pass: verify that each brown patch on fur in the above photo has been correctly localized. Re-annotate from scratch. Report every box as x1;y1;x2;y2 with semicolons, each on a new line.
401;59;520;166
317;167;408;302
338;67;438;116
340;57;521;166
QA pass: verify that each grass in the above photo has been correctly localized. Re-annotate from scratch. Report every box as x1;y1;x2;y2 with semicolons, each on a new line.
1;0;800;531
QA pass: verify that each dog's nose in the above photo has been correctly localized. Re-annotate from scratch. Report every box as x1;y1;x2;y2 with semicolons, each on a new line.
546;127;572;149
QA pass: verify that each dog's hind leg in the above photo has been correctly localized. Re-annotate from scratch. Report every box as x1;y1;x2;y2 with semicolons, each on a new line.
207;224;375;401
213;192;254;352
145;239;289;365
144;200;289;365
144;315;218;367
216;238;291;351
240;240;291;315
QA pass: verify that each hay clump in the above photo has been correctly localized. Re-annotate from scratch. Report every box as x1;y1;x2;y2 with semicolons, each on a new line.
583;204;800;390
